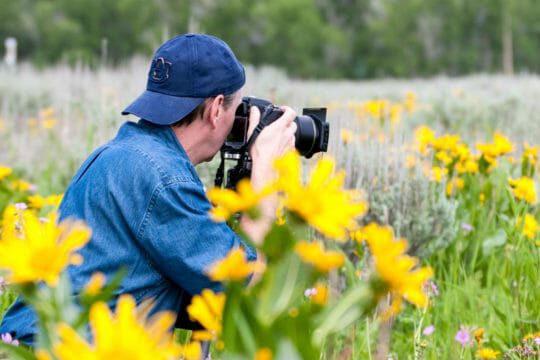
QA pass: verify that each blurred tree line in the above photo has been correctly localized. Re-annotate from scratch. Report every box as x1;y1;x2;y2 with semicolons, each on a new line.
1;0;539;78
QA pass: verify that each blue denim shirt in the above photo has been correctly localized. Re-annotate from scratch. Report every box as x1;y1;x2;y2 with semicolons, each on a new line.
0;119;256;345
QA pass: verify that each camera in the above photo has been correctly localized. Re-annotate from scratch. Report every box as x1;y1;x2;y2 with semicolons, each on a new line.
214;96;329;190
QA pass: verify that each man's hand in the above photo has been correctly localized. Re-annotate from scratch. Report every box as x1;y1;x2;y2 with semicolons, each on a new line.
240;106;297;246
247;106;297;191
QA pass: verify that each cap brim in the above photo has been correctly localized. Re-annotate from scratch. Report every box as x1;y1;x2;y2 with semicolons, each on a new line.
121;90;205;125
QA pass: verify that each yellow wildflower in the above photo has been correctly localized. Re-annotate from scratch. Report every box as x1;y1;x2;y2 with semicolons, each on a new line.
311;283;329;305
432;135;461;152
517;214;539;240
480;193;485;206
1;205;19;240
274;151;367;240
28;194;64;209
295;241;345;273
477;132;513;157
0;211;90;286
436;151;453;166
456;178;465;189
0;166;12;181
40;106;55;118
405;154;417;169
465;159;479;173
475;348;500;359
53;294;181;360
341;129;354;144
390;104;403;124
207;178;270;221
83;272;106;296
206;248;264;281
11;179;33;191
255;348;273;360
42;118;56;129
0;118;6;132
509;177;537;203
446;182;453;196
474;328;484;345
404;91;417;113
414;126;434;155
191;330;215;341
180;342;202;360
523;142;538;163
361;223;433;307
431;166;448;182
187;289;225;334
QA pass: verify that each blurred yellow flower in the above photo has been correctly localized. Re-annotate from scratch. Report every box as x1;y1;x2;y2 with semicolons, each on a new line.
0;118;6;131
207;248;264;281
187;289;225;334
404;91;417;113
436;151;452;165
477;132;513;157
28;194;64;209
83;272;106;295
361;223;433;307
0;166;12;180
53;294;181;360
405;154;417;169
11;179;33;191
390;104;403;124
465;159;479;173
431;166;448;182
311;283;329;305
341;129;354;144
509;177;537;203
40;106;55;118
475;348;500;359
523;142;538;163
207;178;271;221
255;348;273;360
0;210;90;286
432;134;461;152
517;214;539;240
474;328;484;345
274;151;367;240
180;342;202;360
1;205;19;240
414;126;434;155
42;118;56;129
295;241;345;273
456;178;465;189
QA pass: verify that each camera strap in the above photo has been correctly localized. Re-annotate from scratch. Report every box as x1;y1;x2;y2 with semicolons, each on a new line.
245;105;275;152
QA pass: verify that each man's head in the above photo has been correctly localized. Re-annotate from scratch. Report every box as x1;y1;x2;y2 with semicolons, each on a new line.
122;34;245;126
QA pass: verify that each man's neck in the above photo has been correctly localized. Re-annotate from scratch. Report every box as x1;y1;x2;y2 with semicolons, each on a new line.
170;123;212;165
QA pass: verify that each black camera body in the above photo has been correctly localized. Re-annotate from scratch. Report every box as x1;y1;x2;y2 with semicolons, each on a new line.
215;96;329;190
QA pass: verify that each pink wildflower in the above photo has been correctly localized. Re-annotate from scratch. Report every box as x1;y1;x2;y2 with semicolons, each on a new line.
1;333;19;346
455;327;472;346
423;325;435;336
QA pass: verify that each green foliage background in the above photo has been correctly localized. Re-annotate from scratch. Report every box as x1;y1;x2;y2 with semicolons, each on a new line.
1;0;539;78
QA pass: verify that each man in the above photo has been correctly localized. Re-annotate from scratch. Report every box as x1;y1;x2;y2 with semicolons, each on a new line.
0;33;296;345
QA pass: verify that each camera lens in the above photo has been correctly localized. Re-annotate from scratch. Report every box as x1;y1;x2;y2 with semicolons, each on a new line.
295;108;329;158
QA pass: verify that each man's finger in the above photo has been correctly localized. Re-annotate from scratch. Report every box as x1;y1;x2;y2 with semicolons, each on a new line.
279;106;296;127
246;106;261;139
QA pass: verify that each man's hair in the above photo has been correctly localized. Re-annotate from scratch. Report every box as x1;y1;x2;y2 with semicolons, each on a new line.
171;92;238;128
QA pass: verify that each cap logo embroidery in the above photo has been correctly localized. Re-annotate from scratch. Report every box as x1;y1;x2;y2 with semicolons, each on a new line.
150;57;172;83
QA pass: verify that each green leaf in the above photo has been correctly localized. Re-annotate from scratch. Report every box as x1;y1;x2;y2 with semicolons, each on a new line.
312;283;372;346
256;253;312;326
0;342;38;360
482;228;507;255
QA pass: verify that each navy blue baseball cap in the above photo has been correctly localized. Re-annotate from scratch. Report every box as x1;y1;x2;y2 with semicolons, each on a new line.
122;33;245;125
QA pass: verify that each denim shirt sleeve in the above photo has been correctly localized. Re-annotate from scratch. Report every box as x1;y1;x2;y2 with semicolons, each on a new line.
136;178;256;295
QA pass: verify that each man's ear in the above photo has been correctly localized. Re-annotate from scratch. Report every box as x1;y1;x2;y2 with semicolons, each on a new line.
205;95;225;128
